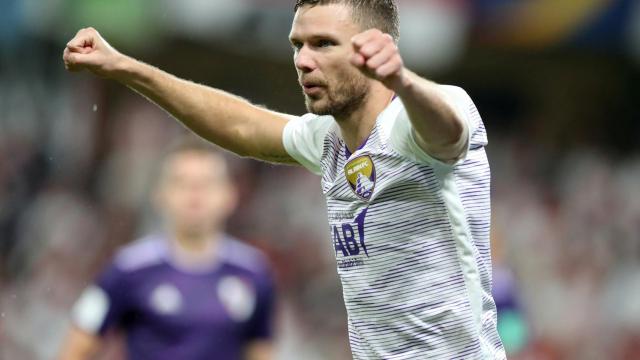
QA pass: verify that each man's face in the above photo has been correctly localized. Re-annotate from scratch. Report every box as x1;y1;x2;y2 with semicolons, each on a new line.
155;151;236;236
290;4;370;118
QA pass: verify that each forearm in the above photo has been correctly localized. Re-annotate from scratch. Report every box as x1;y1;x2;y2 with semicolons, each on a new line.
395;70;466;161
63;28;294;162
110;56;292;162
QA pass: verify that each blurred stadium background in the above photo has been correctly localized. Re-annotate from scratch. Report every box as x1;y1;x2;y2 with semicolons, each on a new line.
1;0;640;359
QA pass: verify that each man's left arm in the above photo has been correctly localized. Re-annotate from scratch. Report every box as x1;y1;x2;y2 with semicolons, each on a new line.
351;29;468;163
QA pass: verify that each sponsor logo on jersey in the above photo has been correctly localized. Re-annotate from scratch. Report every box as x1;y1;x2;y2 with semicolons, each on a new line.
344;155;376;200
331;207;369;269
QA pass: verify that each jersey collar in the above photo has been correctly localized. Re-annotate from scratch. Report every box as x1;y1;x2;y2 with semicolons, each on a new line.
343;94;399;160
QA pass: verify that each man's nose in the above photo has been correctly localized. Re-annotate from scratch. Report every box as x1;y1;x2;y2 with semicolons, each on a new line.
294;46;316;73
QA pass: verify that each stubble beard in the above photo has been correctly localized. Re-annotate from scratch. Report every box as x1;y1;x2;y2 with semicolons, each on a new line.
305;74;370;119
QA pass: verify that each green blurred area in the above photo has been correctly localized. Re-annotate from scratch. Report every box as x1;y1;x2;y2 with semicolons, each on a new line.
64;0;158;48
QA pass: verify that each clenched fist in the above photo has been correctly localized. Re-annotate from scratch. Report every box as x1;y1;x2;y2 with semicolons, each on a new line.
350;29;407;92
62;27;124;78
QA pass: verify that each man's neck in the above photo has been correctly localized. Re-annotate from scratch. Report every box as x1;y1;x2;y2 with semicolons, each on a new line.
169;229;222;268
336;84;395;154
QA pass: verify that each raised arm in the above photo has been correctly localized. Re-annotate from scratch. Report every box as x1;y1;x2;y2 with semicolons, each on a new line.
350;29;468;163
63;27;296;164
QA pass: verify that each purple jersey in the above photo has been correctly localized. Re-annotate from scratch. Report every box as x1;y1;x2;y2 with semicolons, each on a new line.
71;234;275;360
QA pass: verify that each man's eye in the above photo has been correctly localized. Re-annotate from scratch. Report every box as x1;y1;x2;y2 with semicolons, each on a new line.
317;40;333;48
292;42;303;51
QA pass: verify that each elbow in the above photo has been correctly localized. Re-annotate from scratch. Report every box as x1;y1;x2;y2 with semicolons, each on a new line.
435;114;466;149
221;123;254;158
442;116;468;160
420;115;468;163
448;115;466;148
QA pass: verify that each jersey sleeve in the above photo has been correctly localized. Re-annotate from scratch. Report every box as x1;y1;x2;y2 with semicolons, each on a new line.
282;114;334;175
389;85;487;168
244;270;276;341
71;263;131;336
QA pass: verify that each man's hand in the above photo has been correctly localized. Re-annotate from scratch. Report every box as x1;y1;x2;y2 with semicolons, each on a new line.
351;30;468;163
350;29;407;91
63;27;124;78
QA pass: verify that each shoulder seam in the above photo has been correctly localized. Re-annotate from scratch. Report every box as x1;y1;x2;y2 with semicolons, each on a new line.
113;235;166;272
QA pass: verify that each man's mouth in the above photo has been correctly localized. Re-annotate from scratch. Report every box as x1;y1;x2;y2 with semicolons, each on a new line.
303;85;322;95
301;81;325;95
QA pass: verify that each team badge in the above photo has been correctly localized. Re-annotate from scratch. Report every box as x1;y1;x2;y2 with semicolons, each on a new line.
345;155;376;200
217;276;256;322
150;283;183;315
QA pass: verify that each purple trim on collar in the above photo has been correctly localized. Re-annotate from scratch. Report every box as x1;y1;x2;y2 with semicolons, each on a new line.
344;94;397;159
344;135;370;159
161;233;227;274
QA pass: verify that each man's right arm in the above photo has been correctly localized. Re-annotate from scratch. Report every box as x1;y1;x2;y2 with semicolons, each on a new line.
63;27;296;164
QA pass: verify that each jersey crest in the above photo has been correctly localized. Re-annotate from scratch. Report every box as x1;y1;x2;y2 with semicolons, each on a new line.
344;155;376;200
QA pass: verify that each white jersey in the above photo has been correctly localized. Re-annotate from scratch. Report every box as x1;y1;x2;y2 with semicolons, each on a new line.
283;86;506;359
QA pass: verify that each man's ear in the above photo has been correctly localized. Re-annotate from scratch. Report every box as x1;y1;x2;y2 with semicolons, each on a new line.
223;183;240;217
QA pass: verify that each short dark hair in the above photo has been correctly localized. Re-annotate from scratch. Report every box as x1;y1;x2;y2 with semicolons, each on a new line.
294;0;399;42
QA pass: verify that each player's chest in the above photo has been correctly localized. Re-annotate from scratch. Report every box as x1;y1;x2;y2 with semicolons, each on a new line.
321;145;439;206
321;147;442;269
130;270;258;330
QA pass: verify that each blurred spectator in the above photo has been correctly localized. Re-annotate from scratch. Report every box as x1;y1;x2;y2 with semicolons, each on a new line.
56;138;276;360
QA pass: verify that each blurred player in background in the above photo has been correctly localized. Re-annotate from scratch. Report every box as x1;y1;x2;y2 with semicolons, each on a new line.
63;0;505;358
57;139;275;360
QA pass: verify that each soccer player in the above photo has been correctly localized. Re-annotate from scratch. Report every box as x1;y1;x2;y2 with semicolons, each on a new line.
63;0;506;358
57;140;275;360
